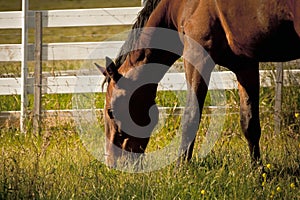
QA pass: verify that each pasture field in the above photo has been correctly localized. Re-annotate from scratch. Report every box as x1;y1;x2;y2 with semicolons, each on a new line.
1;1;300;199
0;107;299;199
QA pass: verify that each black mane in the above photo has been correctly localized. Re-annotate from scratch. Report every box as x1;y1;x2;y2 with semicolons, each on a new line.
114;0;162;68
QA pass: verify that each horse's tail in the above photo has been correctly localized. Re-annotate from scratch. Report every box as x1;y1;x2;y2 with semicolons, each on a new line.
115;0;162;68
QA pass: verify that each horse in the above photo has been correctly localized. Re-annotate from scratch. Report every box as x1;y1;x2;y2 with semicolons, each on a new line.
96;0;300;168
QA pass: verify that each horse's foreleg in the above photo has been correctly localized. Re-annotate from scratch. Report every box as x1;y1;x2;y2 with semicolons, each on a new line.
235;63;261;165
178;61;212;164
178;25;215;164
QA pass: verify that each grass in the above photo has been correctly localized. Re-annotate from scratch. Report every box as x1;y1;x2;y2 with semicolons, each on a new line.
0;116;299;199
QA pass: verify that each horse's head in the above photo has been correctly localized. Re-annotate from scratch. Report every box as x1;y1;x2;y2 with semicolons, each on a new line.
96;57;159;167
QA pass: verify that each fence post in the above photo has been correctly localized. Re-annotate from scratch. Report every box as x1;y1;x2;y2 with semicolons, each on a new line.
274;62;283;134
21;0;29;133
33;11;43;135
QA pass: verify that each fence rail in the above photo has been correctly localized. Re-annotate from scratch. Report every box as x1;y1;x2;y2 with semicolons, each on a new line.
0;41;124;61
0;7;142;29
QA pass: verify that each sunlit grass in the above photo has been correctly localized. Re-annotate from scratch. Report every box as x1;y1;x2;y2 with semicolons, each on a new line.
1;119;299;199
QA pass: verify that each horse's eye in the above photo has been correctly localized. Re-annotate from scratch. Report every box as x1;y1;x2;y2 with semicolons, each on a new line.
107;109;114;119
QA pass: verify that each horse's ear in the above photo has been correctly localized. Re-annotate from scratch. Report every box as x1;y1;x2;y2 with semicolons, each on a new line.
105;56;115;68
105;56;121;82
94;62;107;76
94;57;121;82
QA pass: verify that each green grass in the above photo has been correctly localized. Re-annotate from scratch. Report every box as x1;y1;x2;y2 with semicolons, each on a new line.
1;115;299;199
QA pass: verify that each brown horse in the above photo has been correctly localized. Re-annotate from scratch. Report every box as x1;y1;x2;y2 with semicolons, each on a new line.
97;0;300;168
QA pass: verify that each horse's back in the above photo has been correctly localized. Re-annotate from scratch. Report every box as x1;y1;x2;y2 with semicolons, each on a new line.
211;0;300;61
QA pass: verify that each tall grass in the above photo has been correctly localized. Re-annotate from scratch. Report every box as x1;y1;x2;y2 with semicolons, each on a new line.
1;113;299;199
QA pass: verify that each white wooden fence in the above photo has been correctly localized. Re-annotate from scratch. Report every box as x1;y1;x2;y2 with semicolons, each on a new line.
0;5;144;132
0;7;142;61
